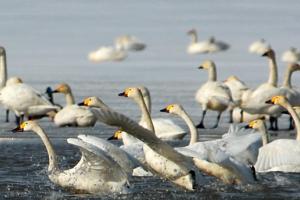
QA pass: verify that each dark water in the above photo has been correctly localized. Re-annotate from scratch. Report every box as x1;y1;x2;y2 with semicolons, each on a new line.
0;0;300;199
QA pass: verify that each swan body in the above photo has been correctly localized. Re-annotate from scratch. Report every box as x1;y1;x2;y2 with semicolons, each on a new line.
13;121;130;194
138;86;186;140
248;39;270;54
161;104;258;184
195;60;233;128
187;29;229;54
88;46;127;62
250;96;300;172
115;35;146;51
281;47;300;63
52;83;96;127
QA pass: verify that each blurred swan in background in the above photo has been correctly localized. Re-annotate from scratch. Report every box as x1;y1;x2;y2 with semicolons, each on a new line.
115;35;146;51
88;46;127;62
195;60;234;129
51;83;96;127
12;121;130;194
281;47;300;63
248;39;270;54
187;29;229;54
247;96;300;172
89;89;202;191
160;104;258;184
137;86;186;140
186;29;230;54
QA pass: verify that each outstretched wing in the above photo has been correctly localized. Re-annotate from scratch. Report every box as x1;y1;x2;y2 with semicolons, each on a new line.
91;107;192;167
67;138;128;182
77;134;140;174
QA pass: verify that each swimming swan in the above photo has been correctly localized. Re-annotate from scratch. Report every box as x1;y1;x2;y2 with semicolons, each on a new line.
161;104;258;184
51;83;96;127
88;46;127;63
12;121;130;194
89;89;201;191
195;60;234;128
115;35;146;51
187;29;229;54
127;86;186;140
248;96;300;172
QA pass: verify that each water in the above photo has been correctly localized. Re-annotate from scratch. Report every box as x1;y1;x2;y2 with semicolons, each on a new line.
0;0;300;199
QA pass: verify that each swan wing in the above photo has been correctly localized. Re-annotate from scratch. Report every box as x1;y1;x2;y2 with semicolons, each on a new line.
77;134;140;173
91;107;191;166
121;143;146;164
254;139;300;172
27;105;60;116
67;138;128;182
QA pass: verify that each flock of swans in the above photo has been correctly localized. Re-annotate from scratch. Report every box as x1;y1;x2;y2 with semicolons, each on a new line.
0;32;300;195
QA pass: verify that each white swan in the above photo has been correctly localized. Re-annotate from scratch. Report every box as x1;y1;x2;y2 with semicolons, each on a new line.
115;35;146;51
248;39;270;54
161;104;259;184
248;96;300;172
86;90;201;191
240;48;286;130
12;121;130;194
281;47;300;63
195;60;234;128
126;86;186;140
51;83;96;127
88;46;127;62
187;29;229;54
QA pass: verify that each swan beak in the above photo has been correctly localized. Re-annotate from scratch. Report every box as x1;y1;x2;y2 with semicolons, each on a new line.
160;108;169;113
244;124;251;129
118;92;127;97
198;66;204;69
11;126;24;132
265;99;273;104
261;52;268;57
52;89;59;93
107;135;117;140
77;102;85;106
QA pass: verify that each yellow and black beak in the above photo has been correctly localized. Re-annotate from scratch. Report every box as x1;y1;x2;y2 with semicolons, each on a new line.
261;52;268;57
107;135;117;140
11;125;24;133
160;108;169;113
52;89;59;93
118;92;127;97
198;65;204;69
77;102;85;106
244;124;251;129
265;99;273;104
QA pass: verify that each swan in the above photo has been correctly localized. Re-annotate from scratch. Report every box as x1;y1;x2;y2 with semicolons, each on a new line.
161;104;259;184
247;96;300;172
281;47;300;63
240;48;286;130
12;121;130;194
114;35;146;51
125;86;186;140
88;46;127;63
51;83;96;127
187;29;229;54
195;60;234;128
84;91;201;191
248;39;270;54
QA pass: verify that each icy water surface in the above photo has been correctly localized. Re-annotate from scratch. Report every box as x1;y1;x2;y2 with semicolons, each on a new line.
0;0;300;199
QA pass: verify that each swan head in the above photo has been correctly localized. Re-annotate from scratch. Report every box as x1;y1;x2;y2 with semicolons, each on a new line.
107;129;123;140
6;77;23;86
265;95;287;105
187;29;196;35
288;63;300;72
52;83;71;94
245;119;265;130
137;86;150;98
198;60;215;70
118;87;142;99
0;47;6;56
223;75;239;83
262;48;275;57
79;96;106;108
12;121;39;132
160;104;183;115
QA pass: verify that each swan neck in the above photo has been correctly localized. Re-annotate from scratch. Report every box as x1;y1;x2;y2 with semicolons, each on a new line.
283;102;300;140
0;52;7;89
65;92;75;105
267;55;278;86
208;66;217;81
190;32;198;43
136;92;155;132
282;66;293;88
143;94;151;114
178;109;198;145
33;126;59;172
